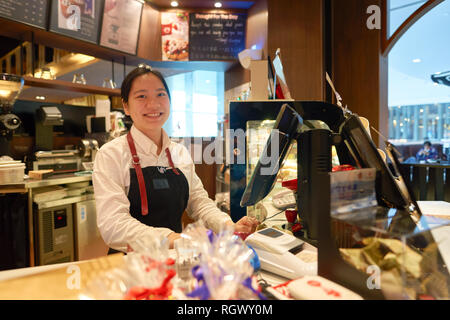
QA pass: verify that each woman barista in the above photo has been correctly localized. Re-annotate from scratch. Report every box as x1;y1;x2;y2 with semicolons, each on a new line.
93;65;258;253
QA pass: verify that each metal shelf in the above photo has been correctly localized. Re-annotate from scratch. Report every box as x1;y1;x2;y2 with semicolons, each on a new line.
35;193;95;210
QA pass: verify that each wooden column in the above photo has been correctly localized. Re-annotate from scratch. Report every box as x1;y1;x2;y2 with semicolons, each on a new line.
267;0;326;100
331;0;387;146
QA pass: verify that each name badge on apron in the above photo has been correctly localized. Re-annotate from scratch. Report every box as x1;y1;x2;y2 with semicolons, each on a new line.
152;178;170;190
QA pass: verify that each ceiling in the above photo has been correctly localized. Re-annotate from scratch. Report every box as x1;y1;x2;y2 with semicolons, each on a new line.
145;0;255;10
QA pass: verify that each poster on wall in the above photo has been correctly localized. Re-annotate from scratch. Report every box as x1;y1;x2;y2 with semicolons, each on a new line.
100;0;143;55
49;0;103;44
0;0;49;29
161;12;189;61
189;13;246;61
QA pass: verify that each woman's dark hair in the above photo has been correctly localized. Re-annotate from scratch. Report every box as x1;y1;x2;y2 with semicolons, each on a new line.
121;64;171;102
424;141;432;147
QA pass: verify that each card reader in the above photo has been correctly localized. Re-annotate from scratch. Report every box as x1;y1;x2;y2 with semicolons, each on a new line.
245;227;317;279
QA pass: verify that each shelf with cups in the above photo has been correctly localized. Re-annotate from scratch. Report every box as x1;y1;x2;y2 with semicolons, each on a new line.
0;39;121;106
22;76;120;97
18;75;122;108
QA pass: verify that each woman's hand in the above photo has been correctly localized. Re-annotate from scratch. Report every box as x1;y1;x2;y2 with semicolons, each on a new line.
167;232;181;249
233;216;259;234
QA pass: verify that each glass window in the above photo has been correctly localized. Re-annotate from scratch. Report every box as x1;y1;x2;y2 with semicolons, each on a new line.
389;0;427;37
388;0;450;160
163;70;224;137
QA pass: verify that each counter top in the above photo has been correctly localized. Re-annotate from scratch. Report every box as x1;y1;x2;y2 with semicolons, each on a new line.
0;173;92;193
0;253;124;300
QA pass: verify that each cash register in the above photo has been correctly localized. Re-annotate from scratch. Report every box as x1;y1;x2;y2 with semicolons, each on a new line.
239;101;450;299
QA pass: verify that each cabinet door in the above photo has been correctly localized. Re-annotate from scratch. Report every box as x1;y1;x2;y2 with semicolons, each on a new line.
73;200;108;261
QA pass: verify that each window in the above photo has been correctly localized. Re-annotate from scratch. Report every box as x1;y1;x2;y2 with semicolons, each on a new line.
163;70;224;137
388;0;450;155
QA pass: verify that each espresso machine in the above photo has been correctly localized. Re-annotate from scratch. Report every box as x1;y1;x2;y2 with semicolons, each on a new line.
78;138;99;171
0;74;24;156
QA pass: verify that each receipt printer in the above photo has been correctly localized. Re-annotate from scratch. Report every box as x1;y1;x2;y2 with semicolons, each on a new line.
245;227;317;279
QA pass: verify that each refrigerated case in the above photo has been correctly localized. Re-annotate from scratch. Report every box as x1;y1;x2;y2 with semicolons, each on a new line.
73;199;108;261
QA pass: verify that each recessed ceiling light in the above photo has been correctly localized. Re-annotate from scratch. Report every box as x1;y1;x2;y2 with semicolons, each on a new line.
214;2;222;8
35;96;45;100
412;58;421;63
170;1;179;7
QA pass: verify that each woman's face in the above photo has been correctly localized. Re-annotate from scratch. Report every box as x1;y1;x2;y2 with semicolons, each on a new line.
123;73;170;133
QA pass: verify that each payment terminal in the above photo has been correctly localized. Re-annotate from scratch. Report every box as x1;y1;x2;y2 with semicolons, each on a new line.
245;227;317;279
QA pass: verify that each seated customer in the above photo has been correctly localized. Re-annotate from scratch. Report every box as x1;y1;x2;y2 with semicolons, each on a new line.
416;141;438;162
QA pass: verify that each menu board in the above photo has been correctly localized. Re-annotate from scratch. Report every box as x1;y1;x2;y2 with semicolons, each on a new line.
100;0;143;55
161;12;189;61
49;0;103;44
0;0;49;29
189;13;246;61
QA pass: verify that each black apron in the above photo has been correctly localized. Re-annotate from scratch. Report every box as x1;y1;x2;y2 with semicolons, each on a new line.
107;132;189;254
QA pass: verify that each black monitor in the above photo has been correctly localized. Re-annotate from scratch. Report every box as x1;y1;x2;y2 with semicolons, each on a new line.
240;104;301;207
240;102;422;238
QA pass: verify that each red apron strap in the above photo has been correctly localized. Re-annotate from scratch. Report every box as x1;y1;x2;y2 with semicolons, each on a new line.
165;148;180;175
127;132;149;216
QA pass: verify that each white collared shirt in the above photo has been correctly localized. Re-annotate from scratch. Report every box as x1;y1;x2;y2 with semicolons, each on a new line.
92;125;232;252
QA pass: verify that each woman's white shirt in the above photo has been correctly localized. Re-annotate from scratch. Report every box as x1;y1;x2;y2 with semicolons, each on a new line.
92;125;232;252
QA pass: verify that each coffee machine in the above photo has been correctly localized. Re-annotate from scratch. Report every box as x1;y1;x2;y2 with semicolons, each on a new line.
0;74;24;156
78;138;99;171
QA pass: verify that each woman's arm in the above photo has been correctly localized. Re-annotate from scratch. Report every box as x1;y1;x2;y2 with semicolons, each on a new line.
179;146;258;234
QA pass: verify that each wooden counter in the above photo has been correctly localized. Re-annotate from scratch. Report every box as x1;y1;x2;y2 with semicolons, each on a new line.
0;253;124;300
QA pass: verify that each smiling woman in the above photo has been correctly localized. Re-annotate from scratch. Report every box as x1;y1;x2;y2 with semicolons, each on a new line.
92;64;259;255
121;66;171;152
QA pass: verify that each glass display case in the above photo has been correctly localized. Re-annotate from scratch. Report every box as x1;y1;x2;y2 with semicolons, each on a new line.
245;120;297;222
330;206;450;299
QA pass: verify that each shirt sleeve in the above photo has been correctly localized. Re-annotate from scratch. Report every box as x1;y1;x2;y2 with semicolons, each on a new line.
416;149;424;160
178;146;233;233
92;145;174;252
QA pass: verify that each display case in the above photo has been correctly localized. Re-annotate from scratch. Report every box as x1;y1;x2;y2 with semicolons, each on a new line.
245;119;297;223
330;206;450;299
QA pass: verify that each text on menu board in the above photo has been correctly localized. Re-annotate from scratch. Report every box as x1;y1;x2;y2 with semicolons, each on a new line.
0;0;49;29
189;13;246;61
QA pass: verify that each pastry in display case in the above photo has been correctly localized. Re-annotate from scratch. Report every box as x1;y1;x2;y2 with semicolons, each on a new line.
331;206;450;299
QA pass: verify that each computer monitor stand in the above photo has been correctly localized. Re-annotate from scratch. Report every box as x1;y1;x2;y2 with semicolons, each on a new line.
296;128;385;300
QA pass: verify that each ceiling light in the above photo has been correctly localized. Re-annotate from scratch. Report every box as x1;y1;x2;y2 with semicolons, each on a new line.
412;58;421;63
214;2;222;8
35;96;45;100
170;1;179;7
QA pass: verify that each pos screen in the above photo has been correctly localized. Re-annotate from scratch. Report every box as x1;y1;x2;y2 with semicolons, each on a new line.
240;104;301;207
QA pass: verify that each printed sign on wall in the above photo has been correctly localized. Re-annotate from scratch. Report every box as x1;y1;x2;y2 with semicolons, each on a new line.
49;0;103;44
0;0;49;29
161;12;189;61
189;13;246;61
100;0;143;55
